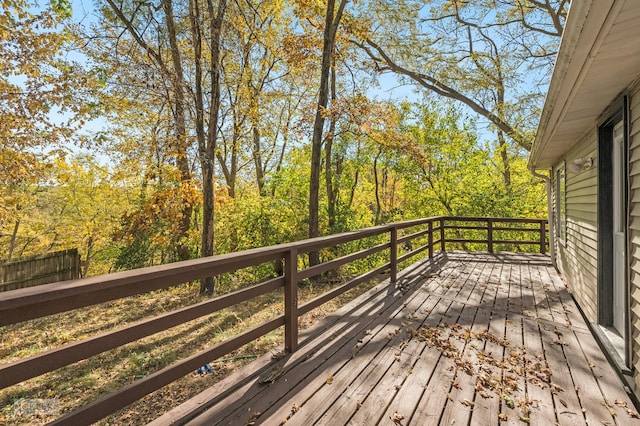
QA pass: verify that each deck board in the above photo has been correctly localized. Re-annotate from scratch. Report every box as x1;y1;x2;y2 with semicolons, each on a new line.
152;252;639;426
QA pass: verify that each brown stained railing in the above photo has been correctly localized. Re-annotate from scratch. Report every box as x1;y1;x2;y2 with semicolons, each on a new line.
440;217;548;254
0;216;548;425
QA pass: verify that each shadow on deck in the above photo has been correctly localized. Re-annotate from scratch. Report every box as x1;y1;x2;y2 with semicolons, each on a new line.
152;252;637;426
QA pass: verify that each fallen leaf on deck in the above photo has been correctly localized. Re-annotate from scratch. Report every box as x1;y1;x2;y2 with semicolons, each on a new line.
326;375;334;384
518;415;530;423
503;394;515;409
271;351;286;360
627;409;640;418
291;403;300;414
617;401;640;418
603;401;616;417
390;410;405;424
460;399;474;408
246;411;261;425
550;383;562;394
498;412;508;421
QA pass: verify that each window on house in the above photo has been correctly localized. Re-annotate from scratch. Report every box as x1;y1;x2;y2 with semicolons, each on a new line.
556;166;566;243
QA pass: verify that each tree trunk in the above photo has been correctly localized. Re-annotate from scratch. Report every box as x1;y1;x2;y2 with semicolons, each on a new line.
8;217;20;261
163;0;193;262
373;149;382;225
83;235;94;277
200;0;227;295
325;65;338;232
497;129;511;189
253;122;266;195
309;0;348;266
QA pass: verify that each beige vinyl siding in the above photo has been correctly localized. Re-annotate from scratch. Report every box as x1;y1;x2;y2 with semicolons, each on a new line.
628;83;640;393
554;128;598;323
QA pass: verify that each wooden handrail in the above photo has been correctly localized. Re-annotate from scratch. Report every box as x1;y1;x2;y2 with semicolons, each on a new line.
0;216;548;425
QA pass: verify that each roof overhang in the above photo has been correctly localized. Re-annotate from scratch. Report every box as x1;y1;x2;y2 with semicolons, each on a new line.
530;0;640;170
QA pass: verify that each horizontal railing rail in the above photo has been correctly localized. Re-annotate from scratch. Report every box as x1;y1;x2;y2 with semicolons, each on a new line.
0;216;548;425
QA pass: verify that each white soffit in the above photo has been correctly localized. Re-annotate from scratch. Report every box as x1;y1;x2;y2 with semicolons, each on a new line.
530;0;640;169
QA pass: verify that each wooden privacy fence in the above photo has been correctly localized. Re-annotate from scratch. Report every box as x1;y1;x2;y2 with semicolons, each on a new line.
0;249;81;292
0;216;547;425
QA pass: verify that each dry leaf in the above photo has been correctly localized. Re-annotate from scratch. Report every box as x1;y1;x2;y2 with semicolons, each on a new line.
460;399;474;408
503;394;515;409
498;412;508;421
326;375;334;384
550;383;562;394
271;351;286;360
603;402;616;417
246;411;261;426
291;404;300;414
390;410;405;424
627;408;640;419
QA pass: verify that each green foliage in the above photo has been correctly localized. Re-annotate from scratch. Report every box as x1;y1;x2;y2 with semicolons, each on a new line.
397;101;545;221
1;0;552;278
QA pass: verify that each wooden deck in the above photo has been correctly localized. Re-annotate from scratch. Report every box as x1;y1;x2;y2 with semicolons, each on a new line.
153;252;638;426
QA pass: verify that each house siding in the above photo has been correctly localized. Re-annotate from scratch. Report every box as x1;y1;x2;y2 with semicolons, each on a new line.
628;82;640;393
555;82;640;393
554;129;598;323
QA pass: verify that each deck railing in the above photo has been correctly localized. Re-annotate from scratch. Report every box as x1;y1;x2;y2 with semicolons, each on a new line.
0;216;547;425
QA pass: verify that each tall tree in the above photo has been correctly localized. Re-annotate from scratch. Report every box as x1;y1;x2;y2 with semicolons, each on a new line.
0;0;97;261
102;0;194;261
94;0;227;293
353;0;568;152
308;0;348;266
194;0;227;295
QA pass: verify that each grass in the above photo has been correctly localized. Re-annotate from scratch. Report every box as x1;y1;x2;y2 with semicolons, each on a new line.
0;269;385;425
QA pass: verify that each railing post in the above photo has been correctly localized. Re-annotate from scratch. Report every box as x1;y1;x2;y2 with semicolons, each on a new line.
428;220;434;259
487;218;494;253
284;249;298;353
539;221;546;254
440;217;446;252
390;227;398;283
